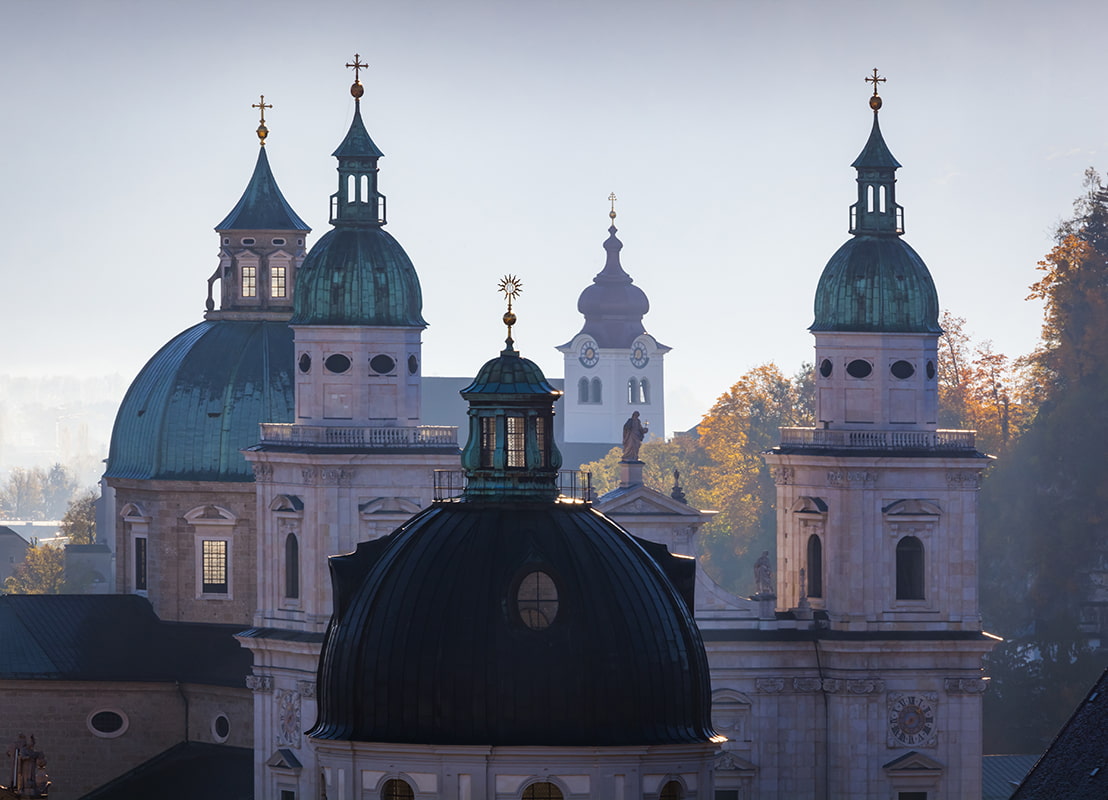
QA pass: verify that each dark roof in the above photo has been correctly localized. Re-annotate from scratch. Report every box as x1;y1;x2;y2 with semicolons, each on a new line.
851;112;902;169
461;344;561;397
332;101;385;159
0;595;250;685
983;754;1039;800
79;742;252;800
215;147;310;232
1011;666;1108;799
105;319;294;482
310;502;714;747
572;224;650;348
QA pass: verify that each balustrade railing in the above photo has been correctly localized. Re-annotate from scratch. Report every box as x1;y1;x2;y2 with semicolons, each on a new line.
777;427;976;451
433;470;593;502
259;423;458;448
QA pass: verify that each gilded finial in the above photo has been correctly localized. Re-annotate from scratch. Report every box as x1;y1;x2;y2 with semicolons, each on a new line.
347;53;367;99
608;192;618;222
252;95;273;145
498;275;523;345
865;68;885;111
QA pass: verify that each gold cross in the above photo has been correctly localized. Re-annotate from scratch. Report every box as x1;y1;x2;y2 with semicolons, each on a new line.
347;53;367;82
252;95;272;125
609;192;617;221
865;68;886;97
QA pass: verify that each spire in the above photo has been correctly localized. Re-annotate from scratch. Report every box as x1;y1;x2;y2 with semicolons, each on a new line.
848;69;904;236
252;95;272;146
328;54;387;227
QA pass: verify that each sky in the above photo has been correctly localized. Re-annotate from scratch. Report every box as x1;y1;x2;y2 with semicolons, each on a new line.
3;0;1107;436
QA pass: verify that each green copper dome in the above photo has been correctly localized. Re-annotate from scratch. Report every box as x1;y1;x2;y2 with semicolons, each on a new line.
106;320;294;482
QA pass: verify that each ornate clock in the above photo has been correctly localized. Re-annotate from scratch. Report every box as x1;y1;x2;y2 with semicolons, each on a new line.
579;339;599;368
630;339;649;369
888;692;937;747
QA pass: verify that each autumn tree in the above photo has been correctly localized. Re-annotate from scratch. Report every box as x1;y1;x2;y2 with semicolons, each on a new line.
3;541;65;594
60;489;98;545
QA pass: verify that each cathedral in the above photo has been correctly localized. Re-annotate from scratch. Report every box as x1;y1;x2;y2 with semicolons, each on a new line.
0;61;994;800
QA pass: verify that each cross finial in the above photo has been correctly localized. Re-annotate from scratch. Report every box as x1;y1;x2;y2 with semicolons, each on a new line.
498;275;523;346
252;94;273;145
865;68;886;111
608;192;618;222
347;53;367;99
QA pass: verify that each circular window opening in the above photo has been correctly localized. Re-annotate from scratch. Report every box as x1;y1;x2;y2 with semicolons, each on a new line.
890;360;915;379
926;360;936;379
324;354;351;374
87;709;129;738
241;238;255;246
370;354;396;374
271;238;286;246
407;354;418;375
846;359;873;379
819;359;833;378
298;353;312;373
212;713;230;742
516;570;559;630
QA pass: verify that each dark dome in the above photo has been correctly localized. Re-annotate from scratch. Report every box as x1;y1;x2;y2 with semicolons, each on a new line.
462;343;560;397
811;235;941;333
310;502;714;746
575;225;649;348
106;320;294;482
291;227;425;327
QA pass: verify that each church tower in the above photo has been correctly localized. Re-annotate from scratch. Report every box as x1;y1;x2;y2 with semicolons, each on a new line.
557;200;669;463
763;75;994;799
239;58;459;800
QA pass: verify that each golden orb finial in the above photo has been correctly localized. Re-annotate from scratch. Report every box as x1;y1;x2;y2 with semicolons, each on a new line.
252;95;273;145
498;275;523;343
347;53;367;99
608;192;618;222
865;68;886;111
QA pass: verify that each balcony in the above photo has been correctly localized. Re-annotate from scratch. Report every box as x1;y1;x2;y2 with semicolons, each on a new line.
259;423;458;449
777;427;976;452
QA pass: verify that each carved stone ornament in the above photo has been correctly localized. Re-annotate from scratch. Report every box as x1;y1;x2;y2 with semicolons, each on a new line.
301;468;319;485
246;674;274;692
622;499;659;513
827;470;879;488
793;677;823;693
276;690;301;748
771;466;795;485
821;679;842;693
846;678;886;695
321;468;355;486
714;752;751;772
946;471;982;490
252;463;274;483
297;680;317;698
755;678;786;694
6;733;50;798
944;677;988;694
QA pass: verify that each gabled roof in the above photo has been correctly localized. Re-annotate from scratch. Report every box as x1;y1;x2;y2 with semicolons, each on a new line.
0;594;250;685
80;742;252;800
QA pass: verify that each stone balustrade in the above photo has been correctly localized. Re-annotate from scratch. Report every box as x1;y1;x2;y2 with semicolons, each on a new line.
259;423;458;448
777;427;976;451
433;470;593;502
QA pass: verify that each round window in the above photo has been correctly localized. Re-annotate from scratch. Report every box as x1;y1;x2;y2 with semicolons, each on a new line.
370;354;396;374
516;570;559;630
271;238;285;246
819;359;833;378
926;360;936;379
298;353;312;373
408;354;418;375
324;354;351;374
87;708;129;738
212;713;230;742
890;360;915;379
846;359;873;379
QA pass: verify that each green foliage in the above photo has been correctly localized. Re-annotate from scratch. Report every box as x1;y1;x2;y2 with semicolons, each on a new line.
60;489;98;545
3;541;65;595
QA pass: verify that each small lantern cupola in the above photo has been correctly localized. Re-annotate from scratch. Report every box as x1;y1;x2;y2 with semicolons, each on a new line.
329;54;387;227
849;69;904;236
460;276;564;501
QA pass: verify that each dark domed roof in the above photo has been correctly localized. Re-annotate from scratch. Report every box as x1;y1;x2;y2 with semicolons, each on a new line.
310;502;714;746
290;227;426;326
575;225;649;348
811;235;940;333
462;342;560;397
106;320;294;482
215;147;310;232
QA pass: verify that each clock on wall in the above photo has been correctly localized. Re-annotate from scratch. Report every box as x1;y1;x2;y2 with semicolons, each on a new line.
579;339;599;368
630;339;649;369
888;692;937;748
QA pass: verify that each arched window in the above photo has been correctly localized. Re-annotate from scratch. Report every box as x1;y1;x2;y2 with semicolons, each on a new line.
640;377;650;404
807;534;823;598
896;536;925;600
360;174;370;203
284;533;299;599
347;174;356;203
578;377;589;404
879;184;887;213
628;377;641;404
867;183;875;213
381;779;414;800
660;780;684;800
590;377;602;404
522;783;563;800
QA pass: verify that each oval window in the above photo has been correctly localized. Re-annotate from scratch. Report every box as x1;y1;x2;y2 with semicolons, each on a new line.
926;360;936;379
241;238;255;245
516;571;559;630
87;709;129;738
408;354;418;375
890;360;915;379
298;353;312;373
271;238;285;246
370;354;396;374
324;354;351;374
213;713;230;742
846;359;873;379
819;358;833;378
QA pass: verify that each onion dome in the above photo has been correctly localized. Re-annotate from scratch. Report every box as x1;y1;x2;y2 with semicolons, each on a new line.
810;80;941;334
573;209;650;348
309;281;715;747
291;75;425;327
105;320;294;482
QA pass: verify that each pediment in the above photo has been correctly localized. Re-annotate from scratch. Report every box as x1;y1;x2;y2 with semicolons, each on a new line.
791;495;828;514
266;748;303;770
270;494;304;513
119;502;149;521
883;750;945;772
714;751;756;772
359;497;423;516
883;499;942;516
597;485;705;518
183;504;237;524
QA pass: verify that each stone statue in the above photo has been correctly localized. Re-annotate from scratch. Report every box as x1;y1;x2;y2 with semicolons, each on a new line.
622;411;648;462
6;733;49;797
754;550;775;596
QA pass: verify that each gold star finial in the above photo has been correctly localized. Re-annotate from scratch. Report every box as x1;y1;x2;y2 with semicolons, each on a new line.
347;53;367;99
498;275;523;344
865;68;886;111
252;95;273;145
608;192;618;222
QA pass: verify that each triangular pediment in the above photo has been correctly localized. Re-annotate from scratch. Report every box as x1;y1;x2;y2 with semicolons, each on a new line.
597;484;706;518
270;494;304;513
884;750;945;772
359;497;423;516
266;748;303;770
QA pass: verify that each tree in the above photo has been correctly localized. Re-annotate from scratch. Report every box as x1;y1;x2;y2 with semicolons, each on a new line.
3;541;65;595
2;467;45;519
60;489;97;545
42;463;78;520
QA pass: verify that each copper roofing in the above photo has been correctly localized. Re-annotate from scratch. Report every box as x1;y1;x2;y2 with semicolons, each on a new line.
215;147;309;232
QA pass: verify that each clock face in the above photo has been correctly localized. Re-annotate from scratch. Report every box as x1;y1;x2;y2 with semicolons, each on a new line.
630;340;649;369
579;340;599;368
889;693;936;747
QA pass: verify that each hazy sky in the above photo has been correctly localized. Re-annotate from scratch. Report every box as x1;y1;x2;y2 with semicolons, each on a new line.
3;0;1106;435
